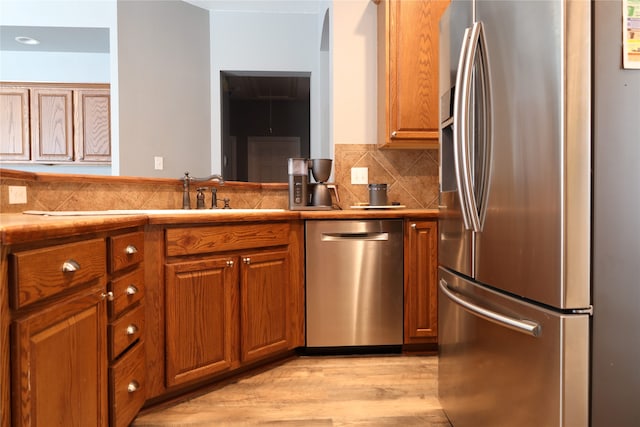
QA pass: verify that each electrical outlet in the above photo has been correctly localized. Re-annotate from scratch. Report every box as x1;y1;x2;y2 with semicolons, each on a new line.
154;156;164;170
351;167;368;184
8;186;27;204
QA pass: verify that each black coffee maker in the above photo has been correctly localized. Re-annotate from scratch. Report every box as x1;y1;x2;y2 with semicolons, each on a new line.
287;158;335;210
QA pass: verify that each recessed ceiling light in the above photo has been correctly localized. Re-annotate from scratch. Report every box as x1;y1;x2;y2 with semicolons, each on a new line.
15;36;40;45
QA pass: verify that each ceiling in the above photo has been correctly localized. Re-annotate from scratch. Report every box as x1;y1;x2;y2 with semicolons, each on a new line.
0;25;109;53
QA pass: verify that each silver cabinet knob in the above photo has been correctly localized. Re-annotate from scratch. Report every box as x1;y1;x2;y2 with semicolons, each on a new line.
127;380;139;393
226;260;234;267
391;131;397;137
125;245;138;255
126;285;138;296
62;260;80;272
126;324;138;336
101;291;114;301
411;223;417;229
242;257;251;264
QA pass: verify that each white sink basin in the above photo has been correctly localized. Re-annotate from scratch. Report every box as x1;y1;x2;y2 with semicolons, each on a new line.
23;209;286;216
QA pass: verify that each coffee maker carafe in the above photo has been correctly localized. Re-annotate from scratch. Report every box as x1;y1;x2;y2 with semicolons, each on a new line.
287;158;334;210
309;159;332;207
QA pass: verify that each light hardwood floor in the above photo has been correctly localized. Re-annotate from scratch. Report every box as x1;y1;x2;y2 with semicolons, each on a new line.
132;355;451;426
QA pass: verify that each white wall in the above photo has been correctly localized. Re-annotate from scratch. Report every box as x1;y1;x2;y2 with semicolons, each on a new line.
332;0;378;146
118;0;211;178
208;5;329;172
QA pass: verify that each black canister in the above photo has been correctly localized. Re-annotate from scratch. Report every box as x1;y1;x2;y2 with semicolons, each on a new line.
368;183;388;206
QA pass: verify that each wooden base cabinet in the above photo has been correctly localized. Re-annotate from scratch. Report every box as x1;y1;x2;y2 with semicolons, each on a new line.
150;221;305;398
165;257;238;387
240;249;290;363
12;286;109;426
404;219;438;345
3;226;145;427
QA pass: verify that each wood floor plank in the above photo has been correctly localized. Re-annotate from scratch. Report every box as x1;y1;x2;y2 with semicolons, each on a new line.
132;355;451;426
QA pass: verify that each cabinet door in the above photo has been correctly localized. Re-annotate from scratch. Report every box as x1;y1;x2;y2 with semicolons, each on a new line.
165;257;237;387
30;87;74;162
239;249;290;363
74;89;111;163
404;220;438;343
0;86;30;160
12;286;108;426
378;0;449;148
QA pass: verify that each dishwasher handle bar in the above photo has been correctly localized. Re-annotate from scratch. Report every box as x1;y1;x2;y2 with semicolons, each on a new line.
321;232;389;241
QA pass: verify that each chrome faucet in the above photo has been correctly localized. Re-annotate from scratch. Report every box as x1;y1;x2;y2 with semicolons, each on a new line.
182;172;225;209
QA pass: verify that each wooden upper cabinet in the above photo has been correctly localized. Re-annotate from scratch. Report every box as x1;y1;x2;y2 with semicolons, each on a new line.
377;0;450;149
74;88;111;162
0;86;30;160
30;87;74;162
0;82;111;165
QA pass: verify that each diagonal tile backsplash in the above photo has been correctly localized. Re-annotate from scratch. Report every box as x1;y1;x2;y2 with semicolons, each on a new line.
333;144;439;209
1;144;439;212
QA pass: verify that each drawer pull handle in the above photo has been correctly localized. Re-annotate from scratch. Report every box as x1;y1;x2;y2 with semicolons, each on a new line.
126;324;138;335
242;257;251;264
125;245;138;255
101;291;114;301
411;223;417;229
127;380;140;393
62;260;80;272
226;260;234;267
126;285;138;296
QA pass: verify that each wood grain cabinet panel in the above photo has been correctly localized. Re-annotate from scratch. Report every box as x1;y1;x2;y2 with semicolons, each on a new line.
74;88;111;162
0;86;30;160
377;0;449;148
165;257;238;387
404;220;438;344
109;341;146;427
0;82;111;166
239;249;290;363
11;285;108;427
30;87;74;161
10;238;106;309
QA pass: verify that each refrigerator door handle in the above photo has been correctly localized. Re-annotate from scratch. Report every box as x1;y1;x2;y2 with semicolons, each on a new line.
453;26;474;230
439;279;541;337
458;21;493;233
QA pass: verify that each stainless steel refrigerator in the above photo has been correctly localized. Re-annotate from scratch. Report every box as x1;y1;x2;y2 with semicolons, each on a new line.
438;0;640;426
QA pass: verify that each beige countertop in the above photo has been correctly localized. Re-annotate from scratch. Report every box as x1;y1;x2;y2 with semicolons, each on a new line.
0;208;439;245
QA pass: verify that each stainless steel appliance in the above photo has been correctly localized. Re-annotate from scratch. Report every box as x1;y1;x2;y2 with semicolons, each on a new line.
287;158;334;210
305;220;403;348
437;1;640;425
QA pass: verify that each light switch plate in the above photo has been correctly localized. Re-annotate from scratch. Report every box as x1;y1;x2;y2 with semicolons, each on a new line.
154;156;164;170
8;186;27;204
351;167;368;184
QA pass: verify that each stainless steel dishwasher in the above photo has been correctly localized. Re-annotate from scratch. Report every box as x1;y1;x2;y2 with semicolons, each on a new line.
305;219;403;348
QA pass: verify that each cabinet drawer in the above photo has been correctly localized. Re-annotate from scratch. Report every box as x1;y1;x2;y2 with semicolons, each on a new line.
166;222;290;256
110;341;146;427
10;238;106;309
109;304;144;360
109;268;144;318
109;231;144;273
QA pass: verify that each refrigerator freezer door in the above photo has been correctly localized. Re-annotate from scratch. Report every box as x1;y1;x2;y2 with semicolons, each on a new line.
473;0;591;310
438;267;589;427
